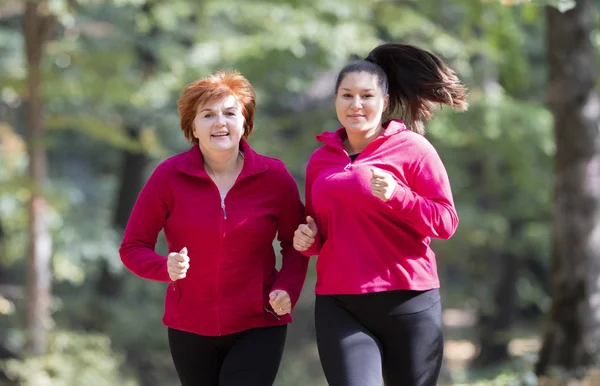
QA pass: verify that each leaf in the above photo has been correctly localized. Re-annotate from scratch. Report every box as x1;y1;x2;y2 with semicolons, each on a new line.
46;115;142;151
497;0;577;12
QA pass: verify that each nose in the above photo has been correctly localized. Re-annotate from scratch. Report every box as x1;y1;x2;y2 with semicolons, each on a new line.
350;96;361;109
214;113;225;126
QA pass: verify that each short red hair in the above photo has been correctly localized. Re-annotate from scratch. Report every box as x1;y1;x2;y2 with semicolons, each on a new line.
178;70;256;144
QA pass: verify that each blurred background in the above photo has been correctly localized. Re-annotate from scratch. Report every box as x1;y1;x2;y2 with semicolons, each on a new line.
1;0;600;385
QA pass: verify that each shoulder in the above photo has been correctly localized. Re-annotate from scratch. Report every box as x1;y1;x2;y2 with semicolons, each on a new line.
147;150;191;182
254;155;302;198
310;143;329;158
154;151;186;173
255;153;296;181
393;130;439;158
306;144;329;166
257;153;287;170
398;130;434;147
301;145;333;181
250;152;285;173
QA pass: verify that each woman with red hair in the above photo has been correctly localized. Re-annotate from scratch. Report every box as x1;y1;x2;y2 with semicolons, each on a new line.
120;70;308;386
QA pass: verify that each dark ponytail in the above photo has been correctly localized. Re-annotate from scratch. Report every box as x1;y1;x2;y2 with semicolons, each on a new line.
365;43;468;134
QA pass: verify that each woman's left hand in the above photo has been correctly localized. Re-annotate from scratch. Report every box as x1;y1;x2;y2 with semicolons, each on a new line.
269;290;292;316
370;167;397;202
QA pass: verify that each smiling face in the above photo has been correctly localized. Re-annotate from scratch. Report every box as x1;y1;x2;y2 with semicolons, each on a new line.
335;71;389;136
192;95;245;155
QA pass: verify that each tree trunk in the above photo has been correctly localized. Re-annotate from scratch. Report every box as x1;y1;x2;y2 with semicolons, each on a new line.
95;4;157;302
112;1;159;232
93;127;149;302
113;126;151;231
473;252;518;367
535;0;600;379
22;1;55;356
112;0;159;231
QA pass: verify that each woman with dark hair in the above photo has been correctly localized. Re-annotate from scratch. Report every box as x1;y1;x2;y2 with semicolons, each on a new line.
293;43;468;386
120;70;308;386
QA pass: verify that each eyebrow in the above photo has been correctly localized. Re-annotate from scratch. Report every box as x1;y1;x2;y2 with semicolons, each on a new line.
340;88;375;92
199;106;239;113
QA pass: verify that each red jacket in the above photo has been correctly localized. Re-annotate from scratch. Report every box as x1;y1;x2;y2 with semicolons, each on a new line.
120;140;308;336
303;120;458;295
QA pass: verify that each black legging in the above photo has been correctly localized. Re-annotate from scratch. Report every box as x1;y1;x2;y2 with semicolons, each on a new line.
168;325;287;386
315;289;443;386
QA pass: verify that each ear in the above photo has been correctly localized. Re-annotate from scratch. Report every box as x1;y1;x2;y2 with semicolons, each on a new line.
191;122;198;139
383;94;389;111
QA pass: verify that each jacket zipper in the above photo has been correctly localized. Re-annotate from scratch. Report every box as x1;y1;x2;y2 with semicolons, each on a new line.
215;192;226;335
221;196;227;219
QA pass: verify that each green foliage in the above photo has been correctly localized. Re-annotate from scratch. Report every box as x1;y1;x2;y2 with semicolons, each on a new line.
501;0;577;13
0;124;28;269
46;115;141;151
0;0;581;383
2;330;137;386
429;89;553;311
448;354;539;386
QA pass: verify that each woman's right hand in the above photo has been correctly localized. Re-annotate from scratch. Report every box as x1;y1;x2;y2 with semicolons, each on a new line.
168;247;189;281
293;216;318;251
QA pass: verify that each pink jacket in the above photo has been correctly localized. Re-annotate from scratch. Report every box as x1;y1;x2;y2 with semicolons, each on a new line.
120;140;308;336
303;120;458;295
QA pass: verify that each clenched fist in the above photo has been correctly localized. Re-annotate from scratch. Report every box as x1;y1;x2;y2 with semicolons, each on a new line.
269;290;292;316
370;167;397;202
167;247;189;282
293;216;318;252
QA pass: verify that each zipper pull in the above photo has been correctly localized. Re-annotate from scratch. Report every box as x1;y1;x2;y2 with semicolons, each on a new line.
221;197;227;219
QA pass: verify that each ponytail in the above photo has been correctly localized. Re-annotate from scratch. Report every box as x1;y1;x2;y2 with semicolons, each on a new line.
365;43;468;134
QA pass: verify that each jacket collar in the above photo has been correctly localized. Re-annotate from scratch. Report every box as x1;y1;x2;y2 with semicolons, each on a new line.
176;139;268;179
316;119;407;148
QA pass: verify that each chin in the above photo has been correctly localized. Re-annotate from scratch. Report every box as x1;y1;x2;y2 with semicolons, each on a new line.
344;123;369;132
211;144;234;151
218;143;240;151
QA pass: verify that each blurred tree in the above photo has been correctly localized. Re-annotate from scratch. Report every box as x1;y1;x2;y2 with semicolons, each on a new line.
535;0;600;381
22;0;56;356
97;0;161;311
405;1;554;367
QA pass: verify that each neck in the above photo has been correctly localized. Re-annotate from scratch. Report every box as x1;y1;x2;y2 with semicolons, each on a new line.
202;147;243;175
344;123;384;154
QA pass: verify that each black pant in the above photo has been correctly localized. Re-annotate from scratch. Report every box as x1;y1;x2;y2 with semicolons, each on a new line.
315;289;443;386
168;325;287;386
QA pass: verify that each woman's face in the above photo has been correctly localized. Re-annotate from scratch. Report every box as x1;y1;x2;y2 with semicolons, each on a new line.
335;71;388;135
193;95;245;154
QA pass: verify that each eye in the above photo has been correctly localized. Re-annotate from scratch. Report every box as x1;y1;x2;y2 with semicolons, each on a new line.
363;94;374;98
203;112;214;118
342;93;352;98
225;111;236;116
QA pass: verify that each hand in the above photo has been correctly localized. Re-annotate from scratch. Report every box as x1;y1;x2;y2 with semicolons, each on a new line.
370;167;397;202
293;216;318;251
269;290;292;316
167;247;189;282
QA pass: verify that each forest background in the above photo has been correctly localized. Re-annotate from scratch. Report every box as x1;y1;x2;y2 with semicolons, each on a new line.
1;0;600;385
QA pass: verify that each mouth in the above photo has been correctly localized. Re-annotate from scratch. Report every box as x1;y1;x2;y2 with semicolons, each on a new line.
348;114;365;118
211;132;229;138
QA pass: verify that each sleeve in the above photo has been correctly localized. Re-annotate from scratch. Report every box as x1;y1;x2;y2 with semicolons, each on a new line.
270;164;310;308
300;159;323;257
386;149;459;240
119;162;172;282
